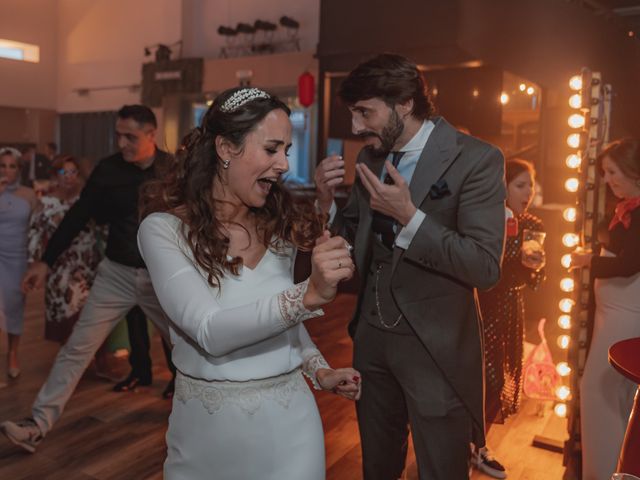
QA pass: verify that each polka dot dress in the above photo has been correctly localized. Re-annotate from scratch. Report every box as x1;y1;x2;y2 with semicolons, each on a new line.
478;212;545;424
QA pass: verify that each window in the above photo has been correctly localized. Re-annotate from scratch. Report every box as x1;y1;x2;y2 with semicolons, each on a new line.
0;39;39;63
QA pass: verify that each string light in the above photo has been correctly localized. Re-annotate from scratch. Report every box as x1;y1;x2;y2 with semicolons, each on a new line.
526;86;534;95
563;207;577;222
558;314;571;329
562;233;580;247
556;362;572;377
569;94;582;109
569;75;582;91
558;335;571;349
500;92;509;105
556;385;571;401
566;154;581;169
519;83;526;92
555;403;568;418
565;178;579;193
472;88;479;98
560;277;575;292
567;133;581;148
568;113;585;129
561;253;572;269
559;298;575;313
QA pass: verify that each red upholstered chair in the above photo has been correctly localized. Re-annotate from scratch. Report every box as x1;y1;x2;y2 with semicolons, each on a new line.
608;338;640;477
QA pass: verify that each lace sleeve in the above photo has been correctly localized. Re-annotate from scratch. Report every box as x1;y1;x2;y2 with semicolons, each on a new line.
302;352;331;390
293;323;331;390
278;278;323;328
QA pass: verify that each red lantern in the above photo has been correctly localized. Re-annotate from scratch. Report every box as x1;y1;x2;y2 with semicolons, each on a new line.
298;71;315;107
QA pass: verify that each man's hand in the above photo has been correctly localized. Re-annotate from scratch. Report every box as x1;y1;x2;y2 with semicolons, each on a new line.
22;261;49;293
316;367;362;401
356;161;417;226
314;155;345;214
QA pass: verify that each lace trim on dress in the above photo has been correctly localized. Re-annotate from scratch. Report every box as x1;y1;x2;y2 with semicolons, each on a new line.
302;353;331;390
174;369;310;416
277;278;323;328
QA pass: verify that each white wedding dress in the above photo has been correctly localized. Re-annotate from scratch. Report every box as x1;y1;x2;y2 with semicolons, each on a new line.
138;213;329;480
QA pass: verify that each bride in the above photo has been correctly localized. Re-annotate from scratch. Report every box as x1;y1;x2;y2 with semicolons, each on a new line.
137;87;361;479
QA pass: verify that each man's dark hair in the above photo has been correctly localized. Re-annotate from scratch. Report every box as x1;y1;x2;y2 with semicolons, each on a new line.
339;53;435;121
117;105;157;129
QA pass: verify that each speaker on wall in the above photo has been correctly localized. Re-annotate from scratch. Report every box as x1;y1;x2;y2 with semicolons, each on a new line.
141;58;204;108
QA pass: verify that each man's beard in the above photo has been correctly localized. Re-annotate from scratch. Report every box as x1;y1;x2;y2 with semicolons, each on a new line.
359;109;404;157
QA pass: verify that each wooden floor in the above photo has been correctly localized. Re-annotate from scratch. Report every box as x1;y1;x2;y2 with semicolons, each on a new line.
0;291;567;479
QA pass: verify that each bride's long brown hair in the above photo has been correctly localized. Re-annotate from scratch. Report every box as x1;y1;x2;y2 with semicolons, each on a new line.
140;87;323;286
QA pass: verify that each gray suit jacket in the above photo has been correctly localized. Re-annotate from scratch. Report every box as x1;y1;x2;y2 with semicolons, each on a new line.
336;116;506;443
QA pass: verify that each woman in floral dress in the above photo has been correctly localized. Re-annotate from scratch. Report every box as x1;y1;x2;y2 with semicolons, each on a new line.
28;155;103;342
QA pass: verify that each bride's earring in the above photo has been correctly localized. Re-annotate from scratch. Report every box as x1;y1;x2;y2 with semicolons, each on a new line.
222;159;230;169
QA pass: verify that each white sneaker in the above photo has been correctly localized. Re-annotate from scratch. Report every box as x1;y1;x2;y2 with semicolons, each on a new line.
0;418;43;453
471;446;507;479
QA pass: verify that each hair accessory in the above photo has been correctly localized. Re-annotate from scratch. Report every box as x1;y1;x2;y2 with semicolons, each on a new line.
220;88;271;113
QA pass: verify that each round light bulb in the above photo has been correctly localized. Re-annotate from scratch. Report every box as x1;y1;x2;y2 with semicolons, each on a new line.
560;277;575;292
567;133;581;149
562;233;580;248
568;113;585;129
569;75;583;91
556;362;572;377
554;403;568;418
565;178;579;193
558;314;571;329
556;385;571;400
563;207;577;222
561;254;572;269
526;86;535;95
558;335;571;349
519;83;526;92
569;94;582;109
559;298;575;313
472;88;479;98
566;154;581;169
500;92;509;105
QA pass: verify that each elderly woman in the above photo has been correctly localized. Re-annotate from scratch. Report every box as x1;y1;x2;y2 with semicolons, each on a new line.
0;148;37;378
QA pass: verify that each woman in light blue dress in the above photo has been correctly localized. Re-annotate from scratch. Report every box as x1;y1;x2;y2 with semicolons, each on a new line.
0;148;37;378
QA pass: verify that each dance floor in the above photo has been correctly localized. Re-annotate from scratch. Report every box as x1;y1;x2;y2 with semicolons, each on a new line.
0;291;566;479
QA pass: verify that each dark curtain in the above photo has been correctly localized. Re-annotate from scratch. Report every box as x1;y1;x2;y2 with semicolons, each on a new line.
59;111;117;169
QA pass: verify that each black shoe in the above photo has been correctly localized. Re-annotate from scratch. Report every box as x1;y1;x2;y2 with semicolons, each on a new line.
472;447;507;479
162;378;175;400
113;373;152;392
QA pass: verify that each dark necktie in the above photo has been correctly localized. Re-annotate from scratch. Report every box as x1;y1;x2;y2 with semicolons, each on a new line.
371;151;405;249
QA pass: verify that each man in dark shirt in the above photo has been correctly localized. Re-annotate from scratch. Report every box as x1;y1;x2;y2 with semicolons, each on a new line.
1;105;174;453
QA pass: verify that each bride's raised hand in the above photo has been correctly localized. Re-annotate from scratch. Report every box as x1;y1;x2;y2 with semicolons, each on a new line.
303;231;354;310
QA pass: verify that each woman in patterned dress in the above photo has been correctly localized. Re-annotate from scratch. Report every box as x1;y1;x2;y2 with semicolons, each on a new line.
474;159;546;478
0;149;37;378
27;156;103;343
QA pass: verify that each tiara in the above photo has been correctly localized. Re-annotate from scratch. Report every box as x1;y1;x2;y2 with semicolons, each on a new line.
220;88;271;112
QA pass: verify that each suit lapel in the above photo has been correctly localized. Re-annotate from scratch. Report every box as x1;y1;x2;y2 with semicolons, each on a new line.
391;118;463;272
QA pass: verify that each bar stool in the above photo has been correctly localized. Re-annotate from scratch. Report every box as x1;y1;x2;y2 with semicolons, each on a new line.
608;337;640;477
